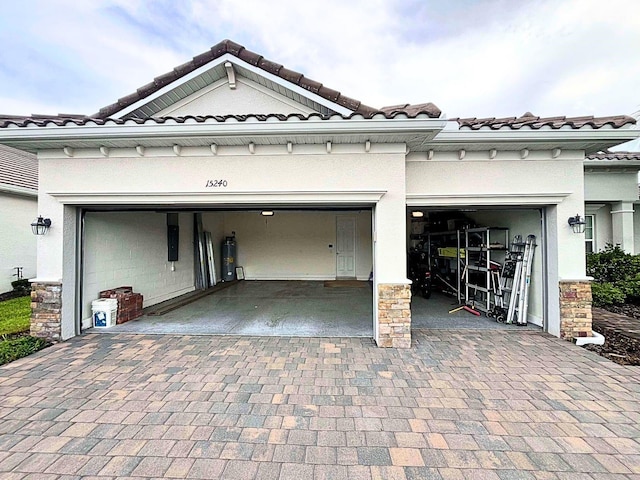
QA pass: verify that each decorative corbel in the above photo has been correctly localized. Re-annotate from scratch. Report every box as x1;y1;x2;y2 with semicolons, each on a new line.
63;146;74;157
520;148;529;159
489;149;497;160
552;148;561;159
248;142;255;154
210;143;218;155
99;146;110;157
172;145;182;156
135;145;145;156
287;142;293;153
224;61;237;89
458;149;466;160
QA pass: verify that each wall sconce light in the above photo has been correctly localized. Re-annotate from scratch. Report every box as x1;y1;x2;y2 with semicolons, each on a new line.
411;211;424;218
260;211;274;216
568;214;586;234
31;216;52;235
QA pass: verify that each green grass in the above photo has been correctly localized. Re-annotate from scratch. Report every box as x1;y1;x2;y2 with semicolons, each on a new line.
0;296;49;365
0;295;31;335
0;336;48;366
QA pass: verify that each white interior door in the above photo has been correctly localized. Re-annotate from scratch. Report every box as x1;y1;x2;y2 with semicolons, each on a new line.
336;216;357;278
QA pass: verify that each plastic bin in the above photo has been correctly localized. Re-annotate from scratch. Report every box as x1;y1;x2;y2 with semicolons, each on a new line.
92;298;118;328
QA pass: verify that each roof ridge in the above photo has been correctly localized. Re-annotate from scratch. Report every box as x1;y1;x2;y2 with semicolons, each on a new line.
94;39;391;119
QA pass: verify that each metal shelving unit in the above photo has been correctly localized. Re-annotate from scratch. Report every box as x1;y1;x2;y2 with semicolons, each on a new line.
464;227;509;313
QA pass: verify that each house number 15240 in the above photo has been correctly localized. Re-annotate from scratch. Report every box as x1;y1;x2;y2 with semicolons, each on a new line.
205;179;228;187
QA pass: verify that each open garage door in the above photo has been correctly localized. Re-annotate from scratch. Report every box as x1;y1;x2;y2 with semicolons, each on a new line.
80;208;374;337
407;206;546;331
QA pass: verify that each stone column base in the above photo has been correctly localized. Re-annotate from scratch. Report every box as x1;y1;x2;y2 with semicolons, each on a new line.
377;283;411;348
30;282;63;343
559;280;592;340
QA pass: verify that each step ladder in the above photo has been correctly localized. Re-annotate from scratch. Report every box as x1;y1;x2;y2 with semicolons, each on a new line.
505;235;536;325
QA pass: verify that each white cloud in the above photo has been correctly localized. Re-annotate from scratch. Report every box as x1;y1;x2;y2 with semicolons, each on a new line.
1;0;639;120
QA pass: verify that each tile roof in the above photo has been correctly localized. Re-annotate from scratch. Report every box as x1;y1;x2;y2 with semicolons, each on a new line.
0;110;441;129
94;39;444;120
453;112;636;130
586;150;640;161
0;144;37;190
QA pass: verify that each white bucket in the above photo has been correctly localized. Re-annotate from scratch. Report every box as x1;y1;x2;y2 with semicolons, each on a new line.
92;298;118;328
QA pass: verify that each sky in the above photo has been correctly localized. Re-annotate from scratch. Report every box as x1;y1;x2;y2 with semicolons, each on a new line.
1;0;639;126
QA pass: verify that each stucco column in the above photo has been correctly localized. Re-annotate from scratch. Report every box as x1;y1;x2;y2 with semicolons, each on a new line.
30;191;78;341
611;202;635;254
372;156;411;348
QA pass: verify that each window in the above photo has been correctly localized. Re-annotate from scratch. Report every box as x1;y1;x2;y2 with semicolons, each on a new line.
585;215;595;253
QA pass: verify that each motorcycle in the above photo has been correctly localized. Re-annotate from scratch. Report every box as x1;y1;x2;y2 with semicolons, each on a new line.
408;248;432;299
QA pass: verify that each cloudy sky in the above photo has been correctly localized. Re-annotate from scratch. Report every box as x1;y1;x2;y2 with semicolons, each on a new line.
1;0;639;122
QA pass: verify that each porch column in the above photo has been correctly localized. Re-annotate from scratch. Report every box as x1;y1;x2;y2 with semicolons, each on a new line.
30;192;78;342
546;159;593;340
611;202;635;254
373;155;411;348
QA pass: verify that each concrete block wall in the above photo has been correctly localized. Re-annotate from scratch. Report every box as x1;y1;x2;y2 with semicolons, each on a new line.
82;212;195;320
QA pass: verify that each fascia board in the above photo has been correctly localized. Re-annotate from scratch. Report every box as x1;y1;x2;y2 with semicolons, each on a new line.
0;183;38;197
431;128;640;145
0;117;448;144
113;53;353;118
584;160;640;167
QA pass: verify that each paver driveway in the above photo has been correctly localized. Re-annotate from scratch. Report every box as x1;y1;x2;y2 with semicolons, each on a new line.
0;330;639;479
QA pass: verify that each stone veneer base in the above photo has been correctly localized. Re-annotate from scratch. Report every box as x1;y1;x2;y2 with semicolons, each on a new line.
30;282;63;343
559;280;593;340
377;283;411;348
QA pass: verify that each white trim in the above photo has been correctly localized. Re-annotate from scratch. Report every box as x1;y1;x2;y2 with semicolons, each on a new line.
112;53;353;118
406;192;571;207
574;330;605;346
432;128;639;145
611;209;635;214
0;183;38;198
48;190;387;206
0;116;447;144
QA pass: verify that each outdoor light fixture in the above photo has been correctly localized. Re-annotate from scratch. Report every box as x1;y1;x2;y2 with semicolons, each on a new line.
260;211;274;216
568;214;586;234
31;216;51;235
411;211;424;218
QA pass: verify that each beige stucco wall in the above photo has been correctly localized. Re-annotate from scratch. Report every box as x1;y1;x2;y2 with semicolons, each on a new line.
584;171;639;202
82;212;195;321
201;210;372;281
37;144;407;341
406;150;587;336
158;77;316;117
0;192;37;292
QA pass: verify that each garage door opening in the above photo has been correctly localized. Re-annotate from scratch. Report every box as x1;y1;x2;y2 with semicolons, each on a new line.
80;208;374;337
408;207;545;331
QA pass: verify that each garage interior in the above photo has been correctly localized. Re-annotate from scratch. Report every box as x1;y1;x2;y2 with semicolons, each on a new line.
408;207;544;331
81;208;374;337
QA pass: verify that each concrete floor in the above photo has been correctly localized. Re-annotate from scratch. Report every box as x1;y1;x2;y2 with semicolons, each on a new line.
91;280;374;337
411;292;542;331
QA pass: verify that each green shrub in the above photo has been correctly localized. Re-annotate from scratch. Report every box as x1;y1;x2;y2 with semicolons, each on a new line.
591;282;626;307
587;244;640;283
616;275;640;304
0;336;48;366
10;279;31;296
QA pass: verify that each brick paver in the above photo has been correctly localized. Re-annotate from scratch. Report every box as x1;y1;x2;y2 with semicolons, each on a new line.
0;330;639;479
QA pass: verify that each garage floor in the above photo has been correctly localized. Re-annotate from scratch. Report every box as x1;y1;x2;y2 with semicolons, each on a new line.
90;280;374;337
412;292;542;330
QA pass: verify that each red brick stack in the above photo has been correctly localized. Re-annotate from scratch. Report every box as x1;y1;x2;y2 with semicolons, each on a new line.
99;286;144;324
